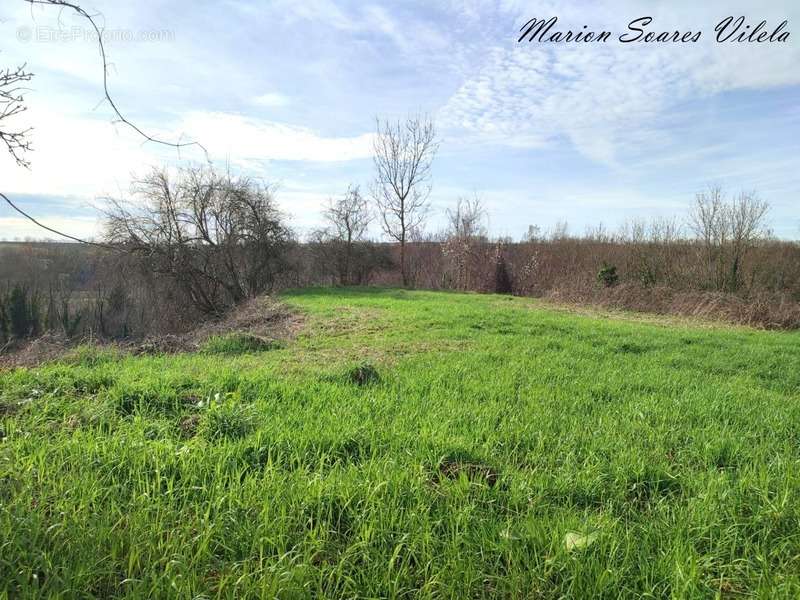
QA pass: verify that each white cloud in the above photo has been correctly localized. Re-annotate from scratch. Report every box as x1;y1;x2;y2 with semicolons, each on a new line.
252;92;290;107
2;99;161;199
177;111;374;162
3;104;372;204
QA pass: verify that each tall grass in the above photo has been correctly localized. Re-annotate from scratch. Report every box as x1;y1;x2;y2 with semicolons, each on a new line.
1;288;799;597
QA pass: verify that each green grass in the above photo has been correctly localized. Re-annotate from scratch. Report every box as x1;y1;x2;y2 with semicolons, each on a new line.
202;333;283;355
2;287;800;598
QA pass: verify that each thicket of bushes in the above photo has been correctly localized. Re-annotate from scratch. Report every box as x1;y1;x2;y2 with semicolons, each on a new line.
4;231;799;345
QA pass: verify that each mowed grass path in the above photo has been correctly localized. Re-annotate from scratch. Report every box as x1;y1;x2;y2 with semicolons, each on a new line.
2;288;800;598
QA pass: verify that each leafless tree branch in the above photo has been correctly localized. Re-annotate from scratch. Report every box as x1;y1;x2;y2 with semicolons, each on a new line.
0;64;33;167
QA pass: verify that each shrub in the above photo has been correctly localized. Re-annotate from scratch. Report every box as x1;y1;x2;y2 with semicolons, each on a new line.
44;288;83;338
105;166;293;315
598;263;619;288
494;246;513;294
7;284;40;339
637;264;657;288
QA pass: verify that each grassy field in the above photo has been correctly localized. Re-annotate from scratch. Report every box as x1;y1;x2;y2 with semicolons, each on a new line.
2;288;800;598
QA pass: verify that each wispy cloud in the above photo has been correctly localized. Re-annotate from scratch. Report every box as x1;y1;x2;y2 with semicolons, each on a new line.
439;1;800;164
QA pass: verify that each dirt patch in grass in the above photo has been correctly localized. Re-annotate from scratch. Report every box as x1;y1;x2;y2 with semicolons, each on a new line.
0;400;19;417
313;307;387;338
178;414;202;439
189;295;304;345
432;456;500;488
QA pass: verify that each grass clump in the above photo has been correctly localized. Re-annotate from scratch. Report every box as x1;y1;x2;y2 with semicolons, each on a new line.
199;399;256;441
346;361;380;386
107;383;183;416
60;344;121;367
202;333;282;355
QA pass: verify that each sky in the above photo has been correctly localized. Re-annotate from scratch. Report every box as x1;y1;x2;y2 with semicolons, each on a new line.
0;0;798;241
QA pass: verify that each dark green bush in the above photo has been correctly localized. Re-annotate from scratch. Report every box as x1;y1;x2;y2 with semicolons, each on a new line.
7;284;40;339
598;263;619;288
0;295;8;344
494;255;513;295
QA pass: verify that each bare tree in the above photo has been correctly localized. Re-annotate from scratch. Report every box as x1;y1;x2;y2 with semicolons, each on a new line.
689;186;726;288
0;64;33;168
320;185;371;284
371;114;438;286
442;194;488;289
689;186;769;291
105;167;292;314
584;222;612;243
549;220;570;241
524;224;543;243
727;191;770;290
445;194;487;241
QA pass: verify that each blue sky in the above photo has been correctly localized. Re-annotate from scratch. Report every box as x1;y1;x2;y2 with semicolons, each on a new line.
1;0;798;241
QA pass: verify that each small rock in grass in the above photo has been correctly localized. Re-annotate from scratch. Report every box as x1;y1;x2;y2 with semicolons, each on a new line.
563;530;599;551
